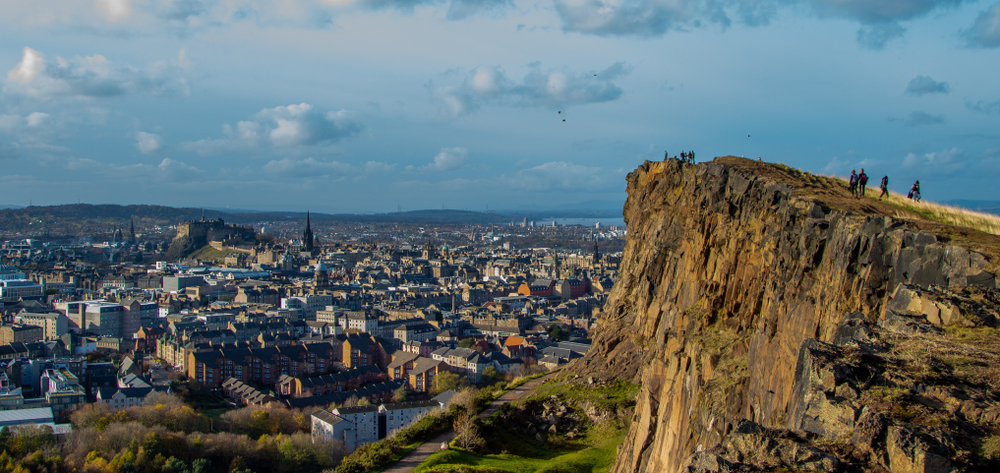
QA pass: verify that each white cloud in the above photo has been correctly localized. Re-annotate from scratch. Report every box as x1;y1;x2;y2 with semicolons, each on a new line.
363;160;396;174
501;161;614;192
183;103;363;155
404;147;471;172
901;148;965;174
65;156;203;181
0;111;62;148
431;62;630;119
95;0;131;21
431;147;469;171
262;157;355;178
3;46;190;100
136;131;163;154
7;47;44;84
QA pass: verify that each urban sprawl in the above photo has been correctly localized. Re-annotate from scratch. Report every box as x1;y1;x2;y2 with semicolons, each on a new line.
0;214;623;453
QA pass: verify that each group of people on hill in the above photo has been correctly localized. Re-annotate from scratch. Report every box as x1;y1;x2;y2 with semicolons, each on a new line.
848;168;920;202
665;150;696;164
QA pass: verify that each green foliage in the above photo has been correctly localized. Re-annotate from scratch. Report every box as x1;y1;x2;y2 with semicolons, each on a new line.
481;367;501;386
546;325;567;342
458;338;475;349
434;372;469;394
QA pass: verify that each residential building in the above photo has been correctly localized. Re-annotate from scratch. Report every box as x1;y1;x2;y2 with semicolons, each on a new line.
14;311;68;341
379;400;441;434
0;324;44;345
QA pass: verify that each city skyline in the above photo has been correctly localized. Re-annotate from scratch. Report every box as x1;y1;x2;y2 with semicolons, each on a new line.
1;0;999;212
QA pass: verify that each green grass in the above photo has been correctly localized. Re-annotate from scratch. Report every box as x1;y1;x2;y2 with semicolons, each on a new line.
200;407;230;419
187;245;234;262
412;380;635;473
414;424;623;473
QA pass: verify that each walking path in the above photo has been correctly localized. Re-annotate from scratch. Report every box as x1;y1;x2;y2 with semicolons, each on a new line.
380;372;559;473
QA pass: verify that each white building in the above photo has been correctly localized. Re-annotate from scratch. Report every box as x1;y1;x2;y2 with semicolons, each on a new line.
330;405;380;451
0;264;43;303
342;311;379;333
282;294;334;321
379;400;442;434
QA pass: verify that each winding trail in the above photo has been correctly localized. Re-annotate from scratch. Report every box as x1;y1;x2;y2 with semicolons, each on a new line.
380;372;559;473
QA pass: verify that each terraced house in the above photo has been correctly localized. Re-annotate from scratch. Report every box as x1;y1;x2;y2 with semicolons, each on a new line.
188;341;343;389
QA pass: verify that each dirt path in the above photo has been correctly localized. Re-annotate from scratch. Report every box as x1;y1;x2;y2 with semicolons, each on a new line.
380;372;559;473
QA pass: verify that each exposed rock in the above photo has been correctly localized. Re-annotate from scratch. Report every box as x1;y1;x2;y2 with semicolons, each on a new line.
886;426;957;473
572;157;1000;473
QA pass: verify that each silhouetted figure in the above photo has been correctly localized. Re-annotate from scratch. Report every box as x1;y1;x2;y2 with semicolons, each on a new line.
849;170;858;197
879;176;888;200
858;169;868;197
909;180;921;202
681;151;687;162
690;151;695;163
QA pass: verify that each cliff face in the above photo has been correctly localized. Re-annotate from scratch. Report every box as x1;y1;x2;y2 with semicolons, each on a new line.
580;157;1000;472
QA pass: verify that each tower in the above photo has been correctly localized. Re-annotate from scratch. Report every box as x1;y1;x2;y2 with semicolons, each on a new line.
303;211;314;253
129;218;136;244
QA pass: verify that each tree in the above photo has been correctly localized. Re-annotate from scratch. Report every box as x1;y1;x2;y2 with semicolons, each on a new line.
433;371;468;394
458;338;475;349
452;413;483;452
546;324;566;341
392;386;408;402
481;366;501;386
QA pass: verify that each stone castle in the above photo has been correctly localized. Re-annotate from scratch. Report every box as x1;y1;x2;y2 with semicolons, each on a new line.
166;218;256;261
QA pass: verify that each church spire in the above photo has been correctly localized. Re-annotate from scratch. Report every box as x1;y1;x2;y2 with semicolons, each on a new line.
303;211;315;253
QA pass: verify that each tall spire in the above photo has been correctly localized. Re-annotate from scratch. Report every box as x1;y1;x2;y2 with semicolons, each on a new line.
303;211;315;253
130;218;136;244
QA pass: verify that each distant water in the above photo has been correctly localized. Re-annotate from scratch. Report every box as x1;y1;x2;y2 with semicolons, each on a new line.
545;217;626;228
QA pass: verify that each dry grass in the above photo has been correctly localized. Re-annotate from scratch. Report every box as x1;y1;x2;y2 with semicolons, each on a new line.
713;156;1000;273
878;190;1000;237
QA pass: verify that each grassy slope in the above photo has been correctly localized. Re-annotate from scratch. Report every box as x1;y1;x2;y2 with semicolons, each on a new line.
413;381;636;473
716;156;1000;273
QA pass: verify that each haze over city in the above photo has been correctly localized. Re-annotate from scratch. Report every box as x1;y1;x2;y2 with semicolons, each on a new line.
1;0;999;212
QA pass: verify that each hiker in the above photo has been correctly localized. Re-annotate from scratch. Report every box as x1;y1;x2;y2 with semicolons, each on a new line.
664;151;668;160
879;175;889;200
849;170;858;197
909;180;921;202
689;150;696;164
681;151;687;162
858;169;868;197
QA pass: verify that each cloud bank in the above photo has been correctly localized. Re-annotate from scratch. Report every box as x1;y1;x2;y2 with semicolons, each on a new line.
4;46;190;100
183;103;363;155
962;2;1000;47
432;62;629;118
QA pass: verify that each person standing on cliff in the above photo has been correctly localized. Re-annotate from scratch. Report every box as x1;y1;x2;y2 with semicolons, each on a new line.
689;150;696;164
879;175;889;200
681;151;687;162
858;169;868;197
910;180;921;202
849;170;858;197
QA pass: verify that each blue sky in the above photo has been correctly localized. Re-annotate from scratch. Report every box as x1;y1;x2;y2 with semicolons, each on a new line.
1;0;999;213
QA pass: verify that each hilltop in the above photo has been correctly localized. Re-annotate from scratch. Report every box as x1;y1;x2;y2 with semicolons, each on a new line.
575;156;1000;472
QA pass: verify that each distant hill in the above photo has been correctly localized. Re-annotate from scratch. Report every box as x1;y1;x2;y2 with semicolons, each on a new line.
0;204;523;235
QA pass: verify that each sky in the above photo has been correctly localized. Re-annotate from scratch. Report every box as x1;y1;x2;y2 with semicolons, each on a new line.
1;0;999;214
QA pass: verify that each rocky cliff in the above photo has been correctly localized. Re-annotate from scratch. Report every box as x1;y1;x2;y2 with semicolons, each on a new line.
579;157;1000;472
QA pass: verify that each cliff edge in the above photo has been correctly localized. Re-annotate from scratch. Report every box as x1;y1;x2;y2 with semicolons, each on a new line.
579;156;1000;472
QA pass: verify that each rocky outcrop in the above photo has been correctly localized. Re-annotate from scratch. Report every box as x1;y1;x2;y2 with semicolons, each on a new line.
578;157;1000;472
